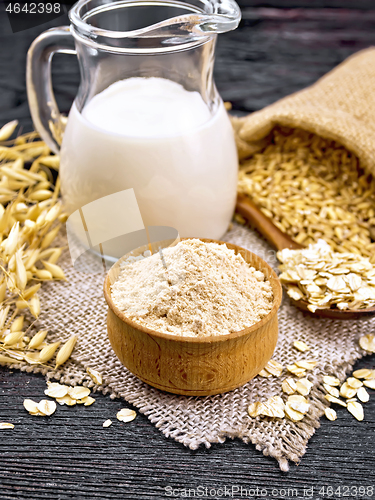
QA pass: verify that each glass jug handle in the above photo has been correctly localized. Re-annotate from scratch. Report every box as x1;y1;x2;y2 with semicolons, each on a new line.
26;27;76;155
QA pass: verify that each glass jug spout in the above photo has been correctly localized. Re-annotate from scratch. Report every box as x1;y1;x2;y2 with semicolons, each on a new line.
70;0;241;44
28;0;242;153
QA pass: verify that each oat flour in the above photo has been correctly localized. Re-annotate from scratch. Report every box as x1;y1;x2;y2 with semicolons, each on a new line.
111;239;273;336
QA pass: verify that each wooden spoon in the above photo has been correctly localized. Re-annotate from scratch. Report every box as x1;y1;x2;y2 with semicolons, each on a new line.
236;193;375;319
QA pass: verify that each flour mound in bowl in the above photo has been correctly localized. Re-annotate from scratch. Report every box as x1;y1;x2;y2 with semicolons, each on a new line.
110;239;274;337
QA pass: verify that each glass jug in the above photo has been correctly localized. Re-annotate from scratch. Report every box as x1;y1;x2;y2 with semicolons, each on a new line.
27;0;241;260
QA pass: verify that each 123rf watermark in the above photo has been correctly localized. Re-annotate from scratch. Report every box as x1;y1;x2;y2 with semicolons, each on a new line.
164;485;374;498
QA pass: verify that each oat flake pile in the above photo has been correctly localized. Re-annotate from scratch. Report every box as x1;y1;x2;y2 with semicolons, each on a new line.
4;48;375;470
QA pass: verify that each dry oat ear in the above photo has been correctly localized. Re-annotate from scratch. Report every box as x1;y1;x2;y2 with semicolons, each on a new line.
0;126;77;372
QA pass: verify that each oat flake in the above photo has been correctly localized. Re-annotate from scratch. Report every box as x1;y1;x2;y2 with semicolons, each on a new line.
0;422;14;429
324;408;337;421
117;409;137;422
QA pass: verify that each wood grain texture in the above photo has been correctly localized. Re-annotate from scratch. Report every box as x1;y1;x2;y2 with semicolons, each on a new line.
104;241;282;395
0;2;375;497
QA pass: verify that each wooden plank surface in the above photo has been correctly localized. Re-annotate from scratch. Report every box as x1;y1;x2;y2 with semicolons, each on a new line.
0;3;375;499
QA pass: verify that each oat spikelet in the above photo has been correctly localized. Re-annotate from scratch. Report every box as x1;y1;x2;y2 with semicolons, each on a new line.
39;341;61;363
0;280;6;303
0;354;19;364
10;315;24;332
41;260;66;280
15;250;27;291
55;335;77;369
29;294;40;317
28;330;48;349
22;283;41;300
0;306;10;331
48;248;62;264
45;203;61;224
35;269;52;280
3;330;24;346
28;190;52;201
1;222;20;257
39;155;60;169
0;120;18;141
40;224;61;249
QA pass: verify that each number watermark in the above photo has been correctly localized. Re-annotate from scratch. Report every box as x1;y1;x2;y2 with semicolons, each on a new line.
6;2;61;14
4;0;69;33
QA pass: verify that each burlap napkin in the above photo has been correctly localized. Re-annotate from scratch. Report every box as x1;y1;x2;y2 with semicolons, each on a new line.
13;226;374;472
8;48;375;470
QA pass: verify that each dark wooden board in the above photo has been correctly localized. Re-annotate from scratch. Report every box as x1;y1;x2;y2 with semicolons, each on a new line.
0;3;375;498
1;357;375;499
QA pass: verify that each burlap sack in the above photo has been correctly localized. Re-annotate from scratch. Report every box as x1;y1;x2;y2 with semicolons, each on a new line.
233;47;375;175
6;49;375;471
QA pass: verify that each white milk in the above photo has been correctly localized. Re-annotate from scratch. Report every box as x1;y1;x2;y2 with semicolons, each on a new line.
60;77;238;259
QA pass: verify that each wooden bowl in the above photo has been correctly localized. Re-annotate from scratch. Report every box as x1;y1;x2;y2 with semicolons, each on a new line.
103;239;282;396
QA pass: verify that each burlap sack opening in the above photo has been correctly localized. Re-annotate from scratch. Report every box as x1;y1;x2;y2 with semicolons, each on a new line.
232;47;375;177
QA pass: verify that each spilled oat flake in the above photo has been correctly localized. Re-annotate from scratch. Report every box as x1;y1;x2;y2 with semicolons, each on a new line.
111;239;273;337
278;240;375;312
